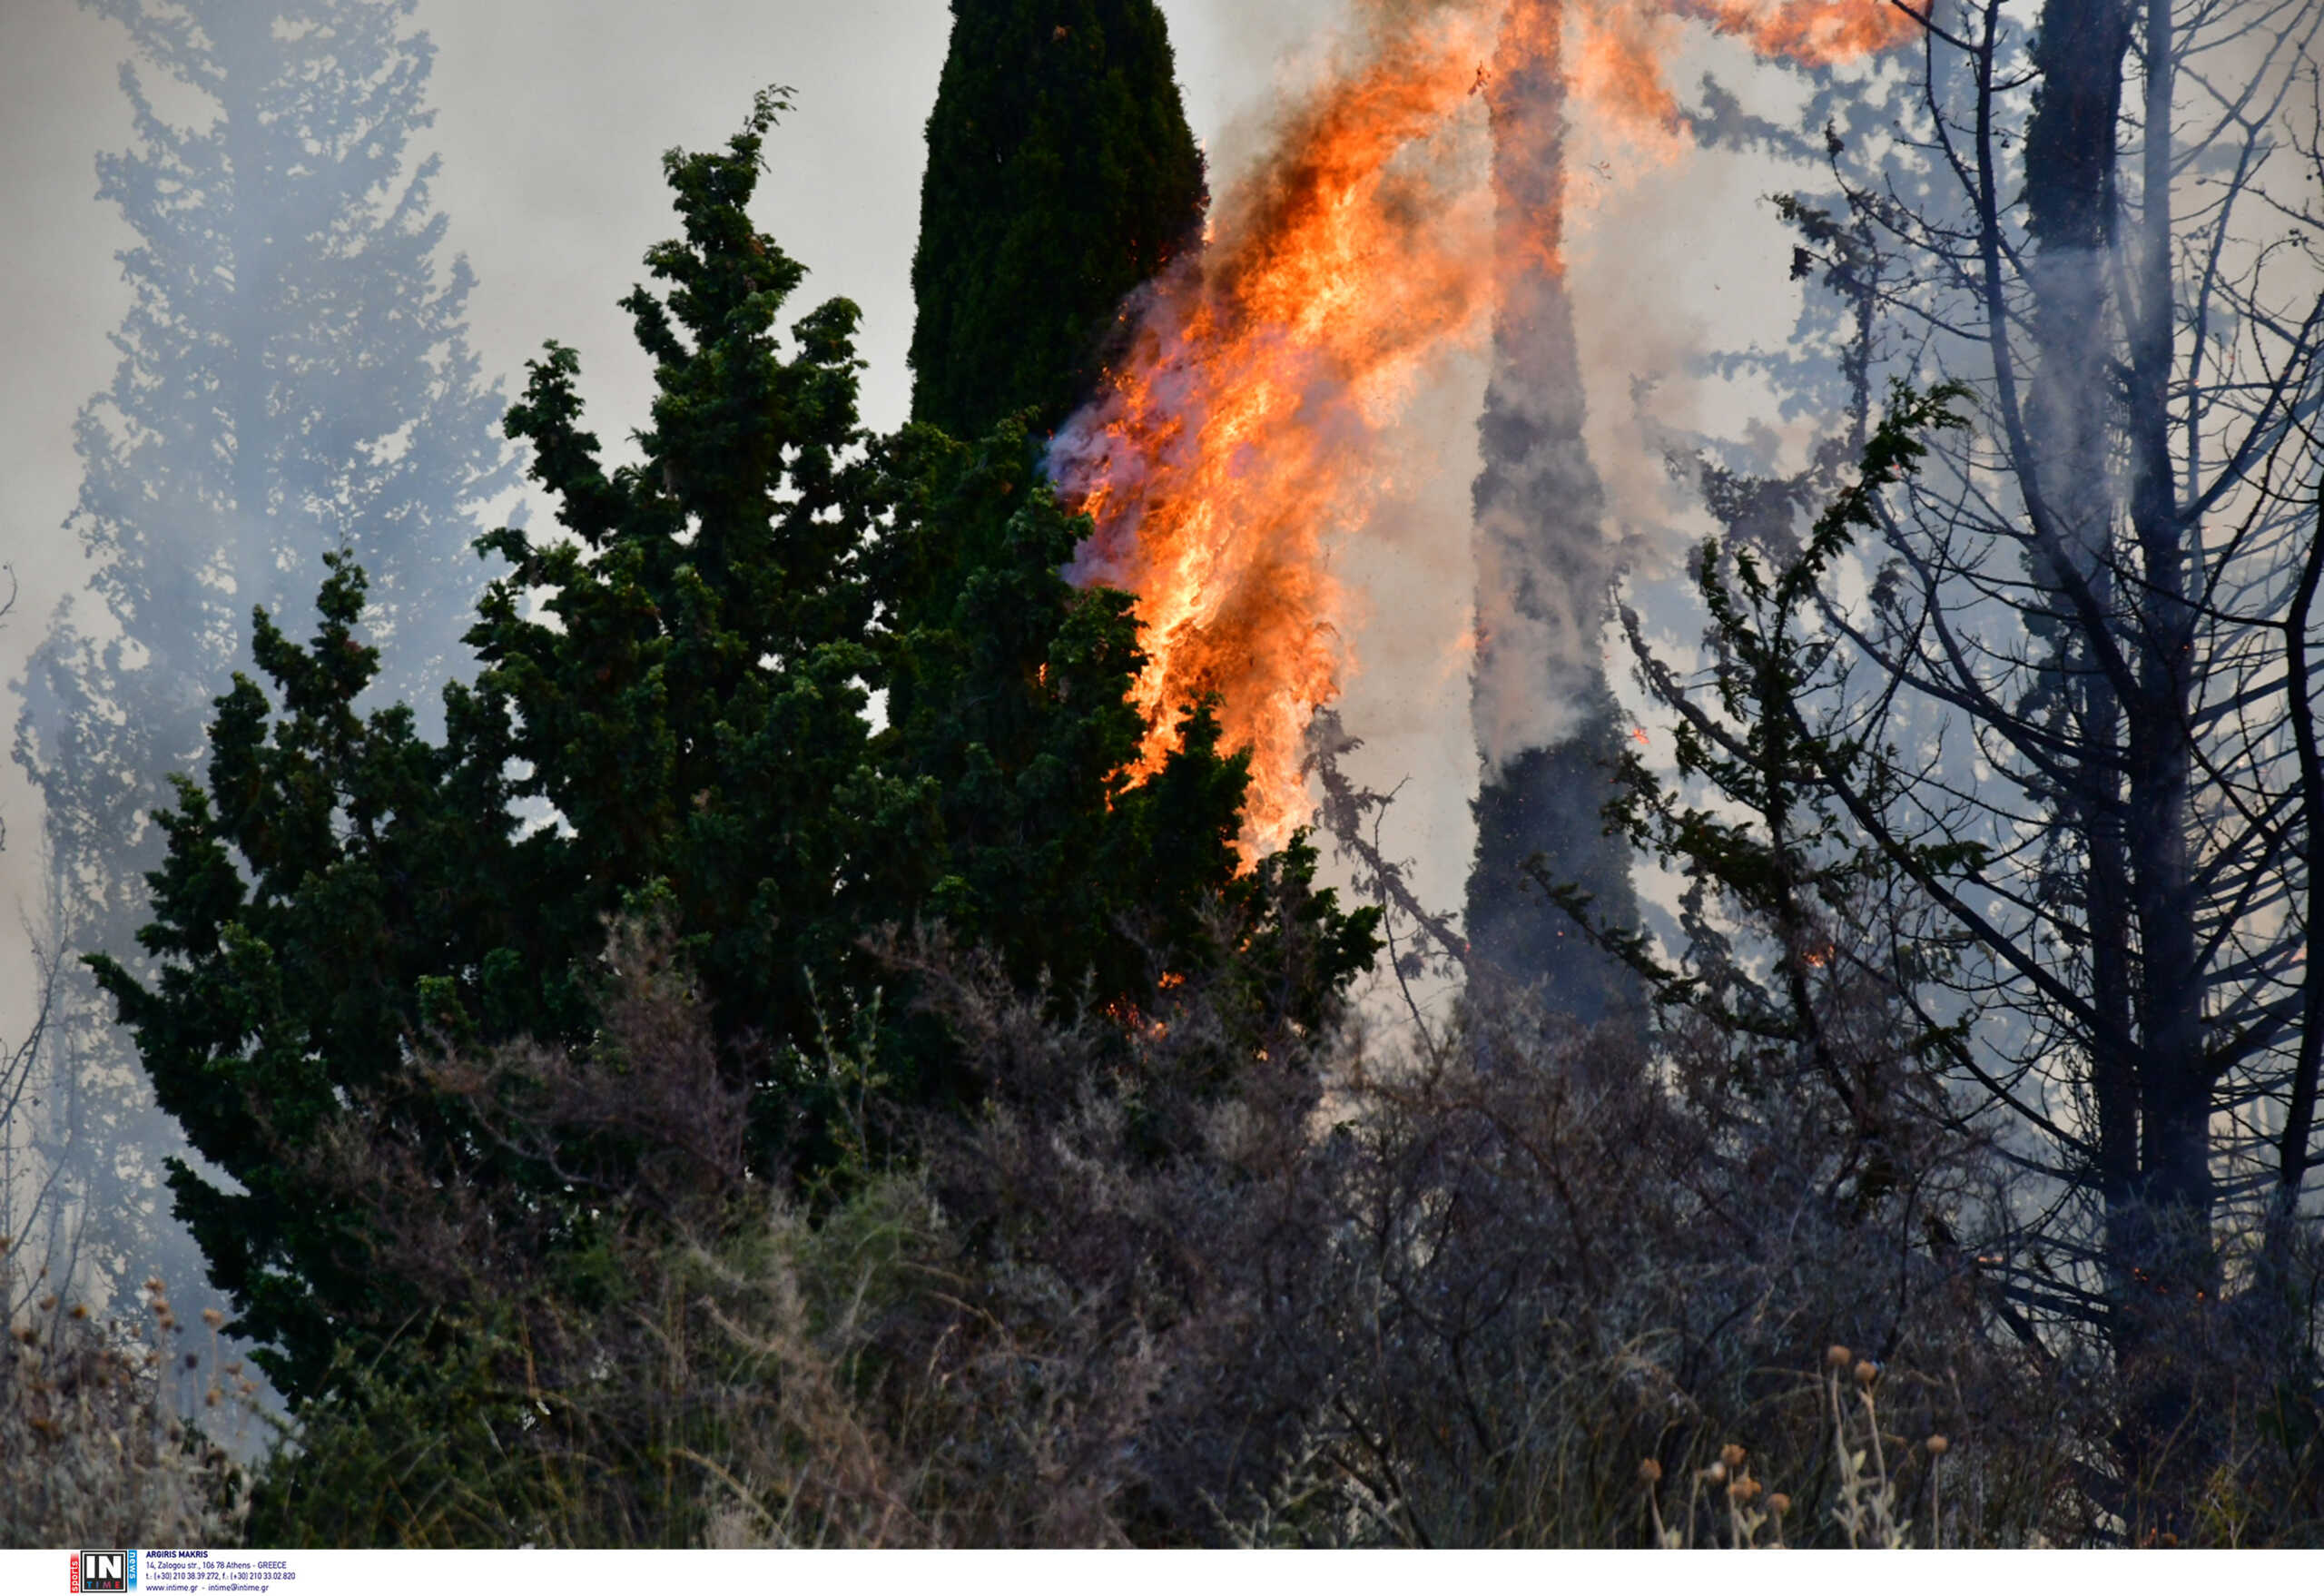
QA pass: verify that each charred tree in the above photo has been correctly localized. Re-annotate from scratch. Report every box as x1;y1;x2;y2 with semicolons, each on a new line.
2000;0;2216;1488
1464;0;1642;1026
1732;0;2324;1522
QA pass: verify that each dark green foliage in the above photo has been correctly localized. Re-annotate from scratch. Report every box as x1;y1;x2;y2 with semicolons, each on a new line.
91;91;1376;1404
1580;386;1975;983
90;558;569;1395
872;421;1248;1015
2024;0;2133;253
910;0;1206;438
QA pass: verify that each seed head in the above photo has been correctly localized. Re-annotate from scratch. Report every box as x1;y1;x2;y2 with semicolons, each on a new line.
202;1307;224;1330
1637;1457;1663;1485
1827;1344;1853;1369
1855;1359;1879;1387
1704;1460;1728;1484
12;1325;38;1345
144;1276;164;1296
1768;1493;1791;1516
1720;1443;1748;1470
69;1304;89;1321
1925;1434;1950;1456
37;1295;56;1313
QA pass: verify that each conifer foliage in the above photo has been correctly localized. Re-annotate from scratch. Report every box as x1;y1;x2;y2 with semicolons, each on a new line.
13;0;511;1301
90;93;1376;1402
909;0;1206;439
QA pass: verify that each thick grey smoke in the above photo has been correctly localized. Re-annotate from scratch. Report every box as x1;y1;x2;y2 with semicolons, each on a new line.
6;0;522;1350
1469;274;1610;773
1461;0;1642;1020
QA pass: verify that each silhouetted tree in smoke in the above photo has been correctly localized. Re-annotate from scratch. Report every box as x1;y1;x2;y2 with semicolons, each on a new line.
1670;0;2324;1526
910;0;1206;440
10;0;512;1302
1462;0;1641;1026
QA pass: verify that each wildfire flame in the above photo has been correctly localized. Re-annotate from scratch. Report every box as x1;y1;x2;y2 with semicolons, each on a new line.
1052;8;1500;851
1053;0;1920;855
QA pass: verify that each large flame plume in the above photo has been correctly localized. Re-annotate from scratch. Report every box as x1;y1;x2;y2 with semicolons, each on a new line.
1052;5;1502;850
1052;0;1918;854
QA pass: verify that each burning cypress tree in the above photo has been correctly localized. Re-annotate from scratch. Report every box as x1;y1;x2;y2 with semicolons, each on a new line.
89;94;1374;1400
910;0;1206;440
1463;0;1641;1024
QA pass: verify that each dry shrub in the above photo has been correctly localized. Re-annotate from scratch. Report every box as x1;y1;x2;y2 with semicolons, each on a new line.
1;1256;253;1547
1202;990;2083;1547
240;904;2321;1546
255;879;1367;1546
866;917;1354;1543
834;901;2088;1545
248;918;931;1546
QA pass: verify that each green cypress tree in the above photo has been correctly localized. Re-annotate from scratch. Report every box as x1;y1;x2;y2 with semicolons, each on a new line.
909;0;1206;440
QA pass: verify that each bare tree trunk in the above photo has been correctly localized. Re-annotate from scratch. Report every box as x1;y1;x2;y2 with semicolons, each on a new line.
2114;0;2220;1502
2021;0;2145;1366
2009;0;2219;1512
2268;480;2324;1270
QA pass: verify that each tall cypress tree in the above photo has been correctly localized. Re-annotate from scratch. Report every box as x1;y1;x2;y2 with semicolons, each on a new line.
910;0;1206;440
11;0;511;1300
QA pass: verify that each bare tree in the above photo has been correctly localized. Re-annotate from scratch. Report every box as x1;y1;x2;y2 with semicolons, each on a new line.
1640;0;2324;1518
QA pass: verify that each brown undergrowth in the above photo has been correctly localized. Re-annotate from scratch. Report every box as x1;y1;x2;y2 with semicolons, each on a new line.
17;911;2324;1546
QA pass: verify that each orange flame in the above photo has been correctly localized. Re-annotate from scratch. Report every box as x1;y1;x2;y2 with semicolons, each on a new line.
1054;9;1499;851
1055;0;1920;855
1677;0;1923;64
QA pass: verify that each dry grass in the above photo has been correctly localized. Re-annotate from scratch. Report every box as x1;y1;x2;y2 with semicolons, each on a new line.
1;1250;254;1547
